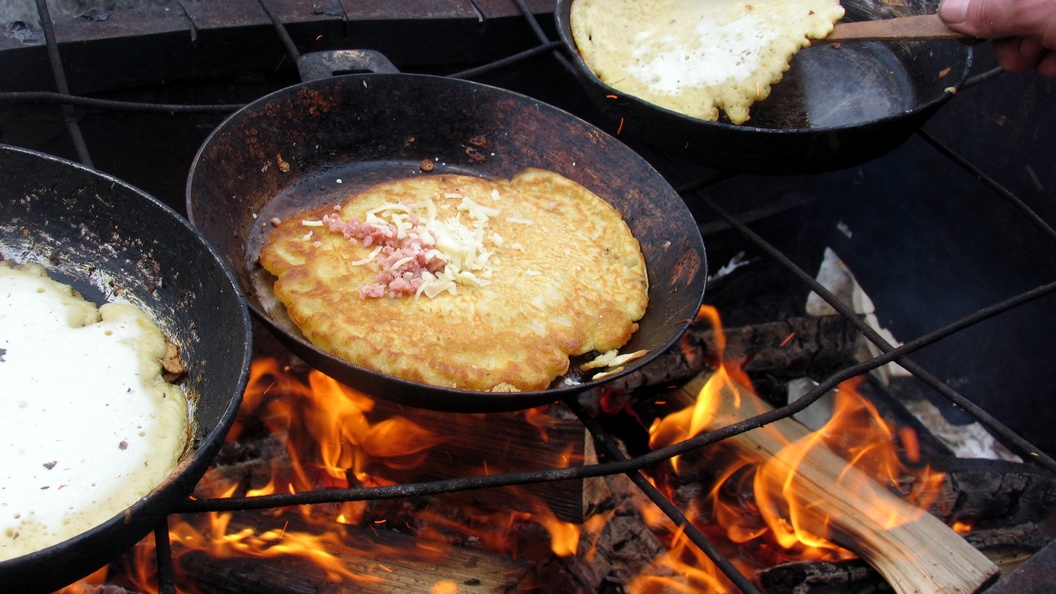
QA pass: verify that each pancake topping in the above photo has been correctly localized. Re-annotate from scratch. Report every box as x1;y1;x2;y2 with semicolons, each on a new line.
260;169;649;392
309;192;506;299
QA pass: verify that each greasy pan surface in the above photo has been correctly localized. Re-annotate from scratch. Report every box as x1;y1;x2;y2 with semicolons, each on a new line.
0;145;252;593
555;0;973;174
187;73;706;412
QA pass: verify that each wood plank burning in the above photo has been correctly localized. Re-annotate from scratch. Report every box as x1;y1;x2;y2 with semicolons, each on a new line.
670;373;1001;594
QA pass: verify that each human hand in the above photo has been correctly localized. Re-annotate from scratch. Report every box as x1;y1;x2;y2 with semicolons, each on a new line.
938;0;1056;78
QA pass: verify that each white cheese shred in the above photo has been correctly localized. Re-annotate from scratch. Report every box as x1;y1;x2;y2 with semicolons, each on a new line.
349;245;383;266
325;188;512;299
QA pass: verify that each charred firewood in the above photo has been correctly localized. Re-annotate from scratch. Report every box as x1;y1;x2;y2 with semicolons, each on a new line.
928;457;1056;528
539;473;670;592
670;455;1056;537
759;523;1051;594
614;314;861;390
163;513;534;594
759;559;892;594
589;315;862;416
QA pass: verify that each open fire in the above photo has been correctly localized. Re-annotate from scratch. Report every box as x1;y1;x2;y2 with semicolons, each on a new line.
3;1;1055;592
57;305;1031;594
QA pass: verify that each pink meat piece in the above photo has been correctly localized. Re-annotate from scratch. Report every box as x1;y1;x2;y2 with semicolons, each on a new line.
324;212;446;298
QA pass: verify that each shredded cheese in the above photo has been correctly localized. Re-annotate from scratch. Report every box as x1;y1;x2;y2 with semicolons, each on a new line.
317;188;521;299
580;348;649;371
349;245;383;266
592;366;626;381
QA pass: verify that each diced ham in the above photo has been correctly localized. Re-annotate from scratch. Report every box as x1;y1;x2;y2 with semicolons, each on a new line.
323;211;447;298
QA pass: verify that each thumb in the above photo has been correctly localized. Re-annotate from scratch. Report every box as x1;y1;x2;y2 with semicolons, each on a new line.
938;0;1056;41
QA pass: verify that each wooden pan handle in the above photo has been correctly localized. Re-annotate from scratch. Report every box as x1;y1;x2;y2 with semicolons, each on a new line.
815;13;970;45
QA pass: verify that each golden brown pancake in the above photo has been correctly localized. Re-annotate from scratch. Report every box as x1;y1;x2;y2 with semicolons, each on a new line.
259;169;648;392
570;0;845;124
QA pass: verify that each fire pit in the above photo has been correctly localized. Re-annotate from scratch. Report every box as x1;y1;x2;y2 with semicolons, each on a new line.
1;1;1054;593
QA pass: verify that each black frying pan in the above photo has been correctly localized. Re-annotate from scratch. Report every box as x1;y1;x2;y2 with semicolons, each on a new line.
0;144;252;593
187;53;707;413
555;0;974;174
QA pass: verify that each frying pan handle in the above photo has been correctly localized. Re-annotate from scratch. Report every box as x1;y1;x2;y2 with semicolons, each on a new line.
297;50;401;82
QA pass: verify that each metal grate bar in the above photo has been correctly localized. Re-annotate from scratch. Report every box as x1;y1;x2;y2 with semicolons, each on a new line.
567;396;765;594
32;0;92;167
12;2;1047;591
918;127;1056;242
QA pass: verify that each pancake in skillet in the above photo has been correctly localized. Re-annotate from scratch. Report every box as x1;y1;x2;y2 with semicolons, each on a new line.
259;168;649;392
570;0;845;124
0;261;188;561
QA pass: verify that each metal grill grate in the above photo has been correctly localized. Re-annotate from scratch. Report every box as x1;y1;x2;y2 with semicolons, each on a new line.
4;1;1055;592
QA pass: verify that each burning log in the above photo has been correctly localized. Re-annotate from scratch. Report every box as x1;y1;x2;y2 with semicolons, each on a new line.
927;457;1056;528
671;455;1056;532
178;451;662;594
759;521;1051;594
535;472;672;592
166;512;534;594
365;401;604;524
242;334;602;523
603;315;861;396
667;373;1000;594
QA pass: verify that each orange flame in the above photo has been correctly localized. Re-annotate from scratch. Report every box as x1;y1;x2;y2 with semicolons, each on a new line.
83;357;586;591
628;524;738;593
745;376;943;558
237;358;447;490
67;303;952;592
641;305;947;588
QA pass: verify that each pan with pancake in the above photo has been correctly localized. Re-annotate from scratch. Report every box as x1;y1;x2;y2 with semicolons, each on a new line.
555;0;973;174
0;144;252;593
187;55;707;412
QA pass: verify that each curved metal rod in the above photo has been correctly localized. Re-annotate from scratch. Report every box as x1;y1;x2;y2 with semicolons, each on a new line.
256;0;302;65
176;276;1056;515
918;128;1056;242
566;396;764;594
0;91;241;114
34;0;92;167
